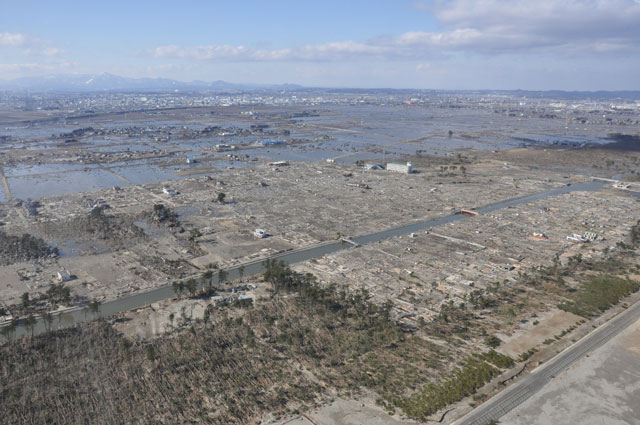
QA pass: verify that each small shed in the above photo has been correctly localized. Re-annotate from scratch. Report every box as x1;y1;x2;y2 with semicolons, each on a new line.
57;270;73;283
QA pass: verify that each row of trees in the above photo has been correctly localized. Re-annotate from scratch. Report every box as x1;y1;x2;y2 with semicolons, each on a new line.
151;204;179;227
558;275;640;317
172;264;251;298
0;231;58;265
0;298;102;342
1;254;521;423
396;352;512;419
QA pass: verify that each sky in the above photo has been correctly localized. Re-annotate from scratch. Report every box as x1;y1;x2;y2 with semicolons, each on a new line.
1;0;639;90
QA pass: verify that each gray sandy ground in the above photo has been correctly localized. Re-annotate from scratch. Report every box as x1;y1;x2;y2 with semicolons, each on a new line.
502;315;640;425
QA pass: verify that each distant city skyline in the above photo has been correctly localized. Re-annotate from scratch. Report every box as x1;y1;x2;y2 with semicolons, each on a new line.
1;0;639;90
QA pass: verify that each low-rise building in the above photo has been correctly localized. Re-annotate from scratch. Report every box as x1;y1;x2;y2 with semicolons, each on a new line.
57;270;73;283
386;162;413;174
365;163;384;170
162;186;178;196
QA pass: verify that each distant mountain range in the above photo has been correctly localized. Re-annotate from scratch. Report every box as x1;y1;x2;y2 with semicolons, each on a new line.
0;73;638;100
0;72;303;92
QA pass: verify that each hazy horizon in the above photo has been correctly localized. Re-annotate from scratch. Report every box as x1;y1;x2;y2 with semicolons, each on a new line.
4;72;640;94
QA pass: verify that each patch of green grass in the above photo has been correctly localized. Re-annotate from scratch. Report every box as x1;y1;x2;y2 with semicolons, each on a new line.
558;275;639;317
393;351;513;420
519;348;537;362
476;349;514;369
484;335;502;348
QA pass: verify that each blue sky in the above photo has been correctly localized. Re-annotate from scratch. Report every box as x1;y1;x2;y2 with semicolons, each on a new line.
1;0;639;90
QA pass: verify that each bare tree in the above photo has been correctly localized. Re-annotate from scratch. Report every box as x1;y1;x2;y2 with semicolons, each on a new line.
172;281;184;297
0;319;17;342
88;299;102;319
24;314;37;337
217;269;228;285
203;271;213;290
238;265;245;281
185;279;197;297
43;312;54;332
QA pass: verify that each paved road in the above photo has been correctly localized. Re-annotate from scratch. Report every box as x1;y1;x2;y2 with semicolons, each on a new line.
0;166;12;201
453;298;640;425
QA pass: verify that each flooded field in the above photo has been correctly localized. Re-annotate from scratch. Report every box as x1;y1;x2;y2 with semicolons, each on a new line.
7;169;125;199
0;103;620;200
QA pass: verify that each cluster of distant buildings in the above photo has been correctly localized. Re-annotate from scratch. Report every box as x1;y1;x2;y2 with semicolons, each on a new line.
4;90;640;122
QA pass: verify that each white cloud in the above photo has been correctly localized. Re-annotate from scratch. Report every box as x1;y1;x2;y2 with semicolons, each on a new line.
421;0;640;54
0;31;64;57
0;32;27;47
152;41;390;62
152;44;250;60
151;0;640;63
295;41;388;60
0;61;75;74
25;47;64;57
431;0;640;30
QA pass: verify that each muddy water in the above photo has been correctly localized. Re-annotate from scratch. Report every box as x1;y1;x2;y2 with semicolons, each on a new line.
8;169;125;199
1;104;614;201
